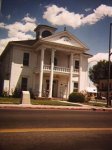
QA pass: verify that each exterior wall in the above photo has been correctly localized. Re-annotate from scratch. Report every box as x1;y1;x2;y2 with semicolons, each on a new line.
44;50;69;68
79;54;88;92
55;51;69;68
9;45;37;94
0;48;12;94
36;51;41;70
44;50;51;65
33;74;39;95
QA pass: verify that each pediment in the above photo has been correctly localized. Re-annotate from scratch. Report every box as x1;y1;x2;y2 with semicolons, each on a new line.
41;31;89;50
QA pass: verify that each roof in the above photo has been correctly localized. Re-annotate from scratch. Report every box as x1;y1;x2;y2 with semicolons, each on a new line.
83;53;93;58
11;39;37;46
0;39;37;59
34;24;57;32
40;30;89;50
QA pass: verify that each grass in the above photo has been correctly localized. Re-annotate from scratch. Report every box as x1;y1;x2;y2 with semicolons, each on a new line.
0;97;80;106
0;97;108;107
0;97;20;104
31;99;80;106
86;101;106;107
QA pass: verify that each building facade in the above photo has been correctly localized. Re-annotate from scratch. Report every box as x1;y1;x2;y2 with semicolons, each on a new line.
0;25;91;98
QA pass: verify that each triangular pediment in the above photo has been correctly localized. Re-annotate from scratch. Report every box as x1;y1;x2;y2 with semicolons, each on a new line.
41;31;89;50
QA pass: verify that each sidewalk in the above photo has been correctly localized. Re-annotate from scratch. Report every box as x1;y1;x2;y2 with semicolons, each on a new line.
0;102;112;111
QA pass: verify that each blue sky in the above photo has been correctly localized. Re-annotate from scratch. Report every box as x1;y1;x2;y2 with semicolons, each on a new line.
0;0;112;55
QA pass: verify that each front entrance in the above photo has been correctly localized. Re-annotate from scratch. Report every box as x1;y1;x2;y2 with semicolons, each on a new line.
46;80;58;97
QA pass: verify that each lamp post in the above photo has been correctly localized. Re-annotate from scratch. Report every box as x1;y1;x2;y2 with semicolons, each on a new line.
107;23;112;107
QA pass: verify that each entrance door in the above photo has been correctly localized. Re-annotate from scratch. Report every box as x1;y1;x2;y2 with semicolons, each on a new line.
52;80;58;97
46;80;58;97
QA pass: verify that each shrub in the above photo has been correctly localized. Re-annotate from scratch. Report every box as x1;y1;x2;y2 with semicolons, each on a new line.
12;88;22;98
68;92;85;103
2;90;9;97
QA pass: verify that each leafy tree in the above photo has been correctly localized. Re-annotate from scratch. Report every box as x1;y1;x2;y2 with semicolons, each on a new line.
89;60;112;84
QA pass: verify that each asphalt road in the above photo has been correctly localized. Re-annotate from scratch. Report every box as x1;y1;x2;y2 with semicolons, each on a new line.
0;109;112;150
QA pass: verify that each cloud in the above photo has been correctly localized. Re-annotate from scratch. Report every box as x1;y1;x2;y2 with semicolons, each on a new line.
22;14;36;23
6;14;11;20
43;5;83;28
85;8;91;12
88;49;112;64
82;4;112;25
0;22;5;28
0;15;37;55
43;4;112;28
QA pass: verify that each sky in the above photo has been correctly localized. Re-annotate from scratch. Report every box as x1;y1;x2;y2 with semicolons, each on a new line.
0;0;112;57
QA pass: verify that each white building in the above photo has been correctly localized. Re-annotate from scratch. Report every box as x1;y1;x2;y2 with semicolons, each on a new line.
0;25;91;99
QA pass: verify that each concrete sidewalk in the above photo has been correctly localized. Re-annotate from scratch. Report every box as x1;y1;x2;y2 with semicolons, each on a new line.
0;103;112;111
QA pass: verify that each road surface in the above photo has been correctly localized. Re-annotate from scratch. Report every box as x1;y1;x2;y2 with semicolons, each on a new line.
0;109;112;150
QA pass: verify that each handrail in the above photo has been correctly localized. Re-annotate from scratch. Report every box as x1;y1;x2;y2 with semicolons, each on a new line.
36;64;79;74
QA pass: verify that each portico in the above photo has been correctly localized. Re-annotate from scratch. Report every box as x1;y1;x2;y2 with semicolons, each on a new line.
38;47;79;98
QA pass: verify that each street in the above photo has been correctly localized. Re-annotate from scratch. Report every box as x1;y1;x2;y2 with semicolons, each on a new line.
0;109;112;150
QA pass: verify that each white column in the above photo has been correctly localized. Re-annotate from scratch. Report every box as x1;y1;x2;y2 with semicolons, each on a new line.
48;50;55;98
78;54;82;92
69;53;73;94
38;48;45;97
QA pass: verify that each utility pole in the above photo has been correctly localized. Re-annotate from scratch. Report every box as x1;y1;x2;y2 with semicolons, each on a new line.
107;23;112;107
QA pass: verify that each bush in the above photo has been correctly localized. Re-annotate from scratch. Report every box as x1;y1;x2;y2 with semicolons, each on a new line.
12;88;22;98
68;92;85;103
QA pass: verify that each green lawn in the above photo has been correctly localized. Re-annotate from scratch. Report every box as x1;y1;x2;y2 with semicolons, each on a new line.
86;101;106;107
0;97;80;106
0;97;20;104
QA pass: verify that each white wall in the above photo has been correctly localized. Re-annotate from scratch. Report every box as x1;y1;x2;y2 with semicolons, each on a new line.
79;54;88;92
9;46;37;94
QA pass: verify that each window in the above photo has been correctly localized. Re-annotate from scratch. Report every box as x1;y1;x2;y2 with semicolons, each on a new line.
21;77;28;91
54;57;57;66
42;30;52;38
74;60;79;69
23;53;29;66
73;82;78;92
60;36;70;42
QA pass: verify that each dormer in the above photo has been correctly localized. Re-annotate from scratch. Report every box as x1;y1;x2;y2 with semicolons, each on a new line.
34;25;57;39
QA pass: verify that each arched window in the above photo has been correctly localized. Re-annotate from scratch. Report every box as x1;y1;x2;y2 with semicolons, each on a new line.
42;30;52;38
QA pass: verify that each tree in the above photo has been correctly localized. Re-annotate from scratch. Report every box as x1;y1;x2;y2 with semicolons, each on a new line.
89;60;112;84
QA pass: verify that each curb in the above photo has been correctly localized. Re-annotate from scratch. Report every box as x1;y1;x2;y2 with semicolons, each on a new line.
0;104;112;112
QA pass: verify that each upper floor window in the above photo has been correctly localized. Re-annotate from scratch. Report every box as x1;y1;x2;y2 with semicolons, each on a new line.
54;57;58;66
23;53;29;66
74;60;79;69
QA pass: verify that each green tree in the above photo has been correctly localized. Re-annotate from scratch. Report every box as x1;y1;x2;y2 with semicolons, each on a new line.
89;60;112;84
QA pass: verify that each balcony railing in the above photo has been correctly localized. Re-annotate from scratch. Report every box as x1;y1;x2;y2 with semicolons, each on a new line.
43;65;79;74
54;66;70;73
35;65;79;74
43;65;51;71
43;65;70;73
